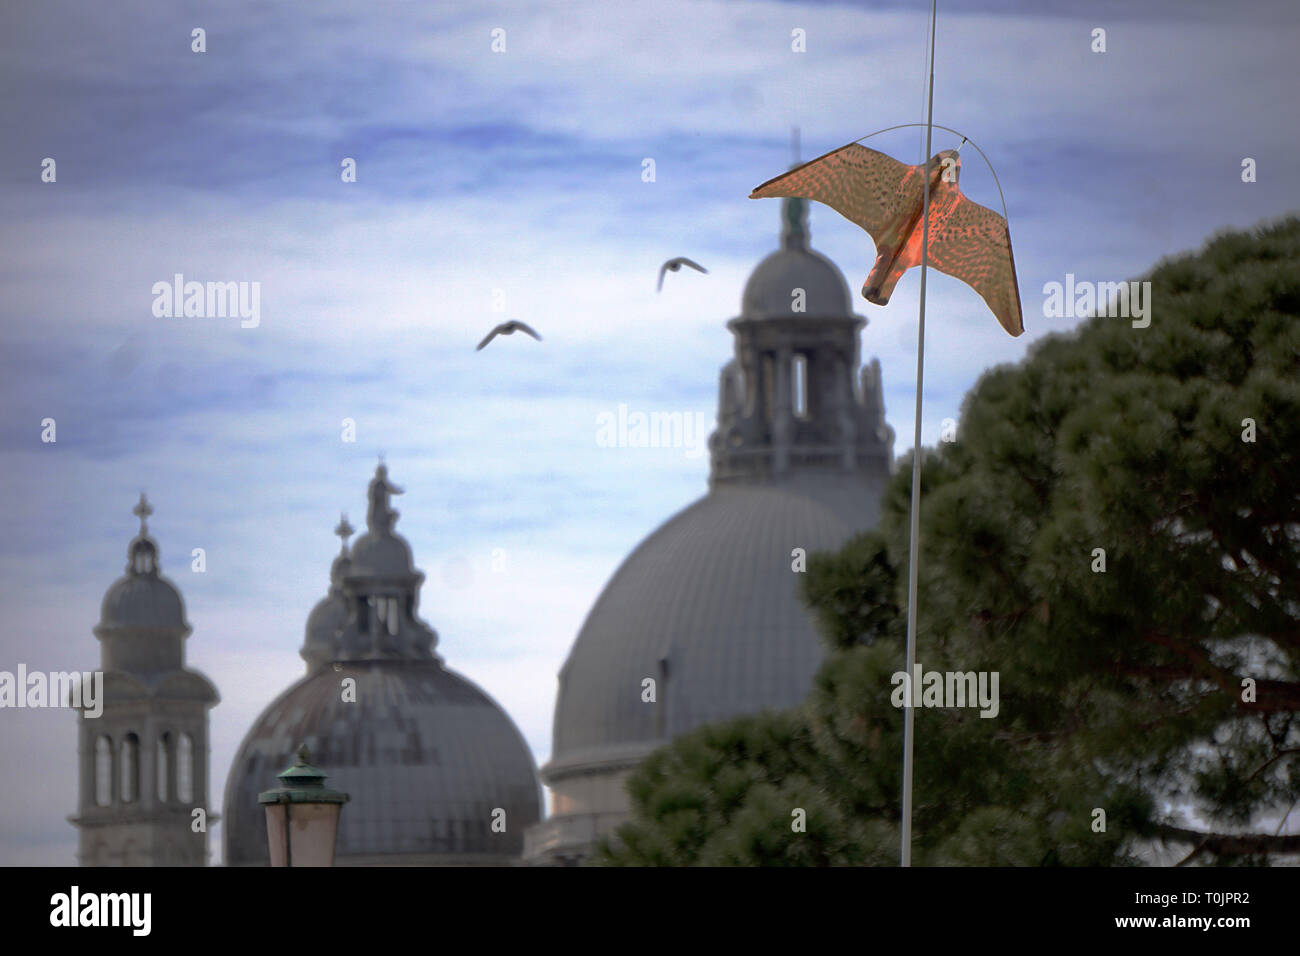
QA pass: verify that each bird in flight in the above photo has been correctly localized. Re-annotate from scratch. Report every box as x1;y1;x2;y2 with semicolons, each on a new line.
750;143;1023;336
476;320;543;351
657;257;709;292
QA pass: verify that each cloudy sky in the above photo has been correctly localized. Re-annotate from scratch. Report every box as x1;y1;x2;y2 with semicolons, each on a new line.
1;0;1297;865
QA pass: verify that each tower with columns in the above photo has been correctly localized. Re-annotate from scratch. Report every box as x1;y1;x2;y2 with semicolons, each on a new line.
711;192;893;487
70;495;219;866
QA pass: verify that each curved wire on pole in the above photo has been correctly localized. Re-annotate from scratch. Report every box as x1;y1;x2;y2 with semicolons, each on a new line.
854;122;1012;223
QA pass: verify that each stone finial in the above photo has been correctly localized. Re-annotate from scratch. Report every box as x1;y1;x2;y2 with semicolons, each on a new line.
334;513;354;553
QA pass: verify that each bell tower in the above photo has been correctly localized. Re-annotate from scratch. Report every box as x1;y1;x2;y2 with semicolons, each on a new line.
71;495;219;865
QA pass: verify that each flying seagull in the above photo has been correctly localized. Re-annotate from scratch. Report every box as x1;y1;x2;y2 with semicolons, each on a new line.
657;257;709;292
476;320;543;351
750;143;1023;336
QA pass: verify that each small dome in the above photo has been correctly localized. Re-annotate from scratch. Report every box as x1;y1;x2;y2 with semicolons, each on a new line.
349;531;414;577
741;246;853;319
224;660;542;864
98;495;187;632
741;195;854;319
302;592;348;660
302;512;356;669
100;572;186;631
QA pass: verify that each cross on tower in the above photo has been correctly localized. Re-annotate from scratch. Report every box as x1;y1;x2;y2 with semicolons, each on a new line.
133;492;153;532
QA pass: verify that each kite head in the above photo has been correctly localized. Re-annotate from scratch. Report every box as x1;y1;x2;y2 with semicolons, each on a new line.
863;283;894;306
862;279;890;306
929;149;961;187
862;249;907;306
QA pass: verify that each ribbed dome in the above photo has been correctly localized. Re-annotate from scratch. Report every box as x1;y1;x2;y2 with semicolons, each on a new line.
741;246;853;319
224;660;542;865
549;477;882;768
99;573;186;631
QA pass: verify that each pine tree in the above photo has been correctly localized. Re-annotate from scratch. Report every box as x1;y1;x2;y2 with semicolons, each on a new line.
600;217;1300;866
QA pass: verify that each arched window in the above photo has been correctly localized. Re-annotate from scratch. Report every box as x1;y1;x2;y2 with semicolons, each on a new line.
156;733;171;803
94;736;113;807
374;595;401;635
762;354;775;423
120;734;139;803
792;354;808;419
177;734;194;804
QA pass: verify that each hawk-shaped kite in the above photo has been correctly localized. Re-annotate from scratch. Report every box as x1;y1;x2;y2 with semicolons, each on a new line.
750;143;1023;336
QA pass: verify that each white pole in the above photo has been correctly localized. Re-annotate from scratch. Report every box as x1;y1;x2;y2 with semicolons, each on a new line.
902;0;938;869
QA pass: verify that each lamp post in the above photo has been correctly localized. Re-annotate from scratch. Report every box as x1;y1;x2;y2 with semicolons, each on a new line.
259;744;349;867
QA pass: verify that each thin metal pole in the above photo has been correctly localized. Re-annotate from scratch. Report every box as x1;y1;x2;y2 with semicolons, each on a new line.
902;0;938;869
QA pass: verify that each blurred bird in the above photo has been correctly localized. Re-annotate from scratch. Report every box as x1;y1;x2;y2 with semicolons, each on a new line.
476;320;543;351
751;143;1023;336
657;257;709;292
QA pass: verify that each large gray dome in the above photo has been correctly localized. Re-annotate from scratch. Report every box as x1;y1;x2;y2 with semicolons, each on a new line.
224;660;541;865
526;180;894;865
549;477;881;770
227;467;541;865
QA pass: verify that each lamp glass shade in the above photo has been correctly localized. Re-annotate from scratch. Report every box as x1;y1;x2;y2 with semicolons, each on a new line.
264;801;343;867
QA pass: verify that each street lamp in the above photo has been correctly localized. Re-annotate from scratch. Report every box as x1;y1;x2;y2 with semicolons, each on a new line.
259;744;350;867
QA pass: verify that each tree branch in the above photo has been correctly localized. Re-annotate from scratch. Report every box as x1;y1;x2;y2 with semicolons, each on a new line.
1155;824;1300;857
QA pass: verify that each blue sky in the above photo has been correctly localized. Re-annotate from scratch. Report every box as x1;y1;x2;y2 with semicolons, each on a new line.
1;0;1298;864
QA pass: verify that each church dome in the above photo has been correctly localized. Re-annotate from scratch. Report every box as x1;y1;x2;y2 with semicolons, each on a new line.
301;515;357;671
549;477;880;769
97;495;187;633
100;572;186;631
223;660;541;864
349;532;414;577
302;593;348;656
740;196;853;319
535;185;895;854
227;465;541;864
742;247;853;319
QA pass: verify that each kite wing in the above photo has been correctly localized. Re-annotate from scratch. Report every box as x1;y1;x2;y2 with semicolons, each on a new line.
927;192;1024;337
749;143;915;242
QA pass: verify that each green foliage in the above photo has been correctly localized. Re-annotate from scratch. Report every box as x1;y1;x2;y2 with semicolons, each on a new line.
600;218;1300;865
